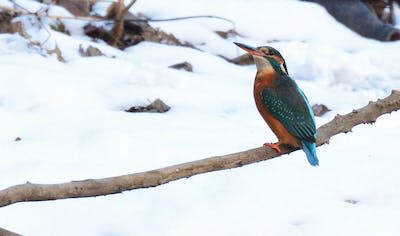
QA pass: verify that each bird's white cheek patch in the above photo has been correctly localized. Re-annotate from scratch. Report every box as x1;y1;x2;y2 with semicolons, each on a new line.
280;64;288;74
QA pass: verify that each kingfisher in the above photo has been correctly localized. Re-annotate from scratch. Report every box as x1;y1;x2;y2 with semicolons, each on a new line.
234;42;319;166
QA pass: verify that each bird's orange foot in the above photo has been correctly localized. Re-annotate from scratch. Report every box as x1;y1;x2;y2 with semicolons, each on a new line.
263;142;282;153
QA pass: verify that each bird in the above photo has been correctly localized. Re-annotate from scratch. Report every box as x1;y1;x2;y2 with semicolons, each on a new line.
234;42;319;166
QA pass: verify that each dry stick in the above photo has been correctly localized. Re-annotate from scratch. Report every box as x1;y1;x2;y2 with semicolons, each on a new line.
0;90;399;208
111;0;137;47
0;5;234;24
126;15;234;25
110;0;124;47
124;0;138;11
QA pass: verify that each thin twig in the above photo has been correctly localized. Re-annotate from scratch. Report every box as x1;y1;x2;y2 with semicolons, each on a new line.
9;0;52;46
123;0;137;14
0;4;234;25
130;15;234;25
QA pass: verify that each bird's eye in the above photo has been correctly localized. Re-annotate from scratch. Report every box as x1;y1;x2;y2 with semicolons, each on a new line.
268;50;274;56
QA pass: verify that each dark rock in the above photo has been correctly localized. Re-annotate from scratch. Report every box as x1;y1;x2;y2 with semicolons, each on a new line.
225;53;254;65
55;0;91;17
214;29;240;39
0;11;13;33
312;104;331;117
85;4;192;49
79;45;104;57
344;199;359;204
169;62;193;72
305;0;398;41
389;31;400;41
84;24;114;44
126;98;170;113
150;98;170;113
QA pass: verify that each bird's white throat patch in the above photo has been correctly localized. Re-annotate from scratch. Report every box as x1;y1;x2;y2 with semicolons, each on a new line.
253;55;287;75
253;56;274;73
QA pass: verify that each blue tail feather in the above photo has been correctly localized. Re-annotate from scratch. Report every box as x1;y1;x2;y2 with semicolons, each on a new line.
301;141;319;166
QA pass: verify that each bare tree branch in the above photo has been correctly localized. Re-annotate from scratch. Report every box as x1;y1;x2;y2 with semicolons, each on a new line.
0;227;21;236
0;90;399;208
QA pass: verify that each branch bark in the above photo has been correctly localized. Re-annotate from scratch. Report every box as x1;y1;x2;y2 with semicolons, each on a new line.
0;227;21;236
0;90;399;208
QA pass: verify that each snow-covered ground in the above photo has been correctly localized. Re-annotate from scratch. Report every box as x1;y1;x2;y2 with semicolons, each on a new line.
1;0;400;235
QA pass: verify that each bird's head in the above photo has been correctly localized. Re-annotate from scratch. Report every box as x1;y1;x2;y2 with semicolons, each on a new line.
234;42;288;75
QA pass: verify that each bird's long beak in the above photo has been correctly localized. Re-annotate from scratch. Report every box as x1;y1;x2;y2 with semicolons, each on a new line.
234;42;264;57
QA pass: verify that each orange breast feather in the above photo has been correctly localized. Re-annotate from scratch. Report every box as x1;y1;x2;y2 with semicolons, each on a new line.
253;71;300;147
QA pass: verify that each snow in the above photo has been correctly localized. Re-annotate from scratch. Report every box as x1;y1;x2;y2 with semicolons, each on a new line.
1;0;400;235
92;1;115;17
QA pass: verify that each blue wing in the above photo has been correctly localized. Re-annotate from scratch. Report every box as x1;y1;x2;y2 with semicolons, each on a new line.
261;76;316;142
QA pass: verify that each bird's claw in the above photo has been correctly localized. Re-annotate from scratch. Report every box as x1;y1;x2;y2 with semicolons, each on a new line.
263;142;282;153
